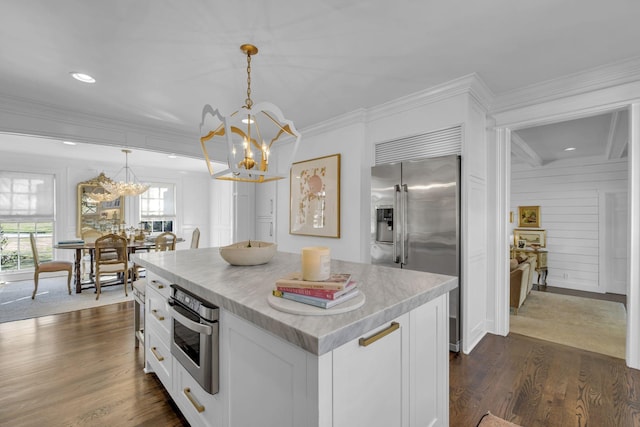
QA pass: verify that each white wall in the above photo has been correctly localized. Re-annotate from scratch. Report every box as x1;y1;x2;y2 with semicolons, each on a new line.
0;145;213;279
273;81;492;354
275;120;366;262
511;156;628;293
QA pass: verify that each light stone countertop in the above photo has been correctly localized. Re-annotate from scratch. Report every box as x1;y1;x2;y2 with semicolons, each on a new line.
133;248;457;355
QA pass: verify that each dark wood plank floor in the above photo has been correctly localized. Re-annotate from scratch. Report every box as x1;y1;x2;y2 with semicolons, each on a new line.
0;301;188;427
451;333;640;427
3;298;639;426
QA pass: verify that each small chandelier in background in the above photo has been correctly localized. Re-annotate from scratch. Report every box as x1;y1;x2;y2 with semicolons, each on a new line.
86;173;121;203
100;149;149;196
200;44;302;183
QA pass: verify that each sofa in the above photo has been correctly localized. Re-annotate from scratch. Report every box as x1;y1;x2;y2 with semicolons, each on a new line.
509;254;537;314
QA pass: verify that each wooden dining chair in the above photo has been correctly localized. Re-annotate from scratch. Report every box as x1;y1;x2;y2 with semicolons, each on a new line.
190;228;200;249
81;228;103;281
94;233;128;300
155;232;177;251
29;233;73;299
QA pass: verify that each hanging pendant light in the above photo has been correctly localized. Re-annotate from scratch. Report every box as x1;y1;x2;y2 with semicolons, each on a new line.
199;44;302;183
100;149;149;196
86;173;121;203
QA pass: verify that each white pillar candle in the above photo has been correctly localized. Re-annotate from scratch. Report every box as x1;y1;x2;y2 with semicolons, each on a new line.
301;246;331;281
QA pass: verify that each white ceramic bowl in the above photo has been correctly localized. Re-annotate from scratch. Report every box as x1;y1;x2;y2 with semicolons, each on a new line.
219;241;277;266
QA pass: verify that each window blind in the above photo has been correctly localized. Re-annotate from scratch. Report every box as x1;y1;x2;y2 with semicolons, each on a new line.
0;171;55;220
140;184;176;218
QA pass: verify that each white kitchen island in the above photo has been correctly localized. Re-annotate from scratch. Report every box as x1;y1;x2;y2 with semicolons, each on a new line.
133;248;457;427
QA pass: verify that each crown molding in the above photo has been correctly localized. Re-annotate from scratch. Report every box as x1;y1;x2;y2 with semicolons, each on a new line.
367;73;494;124
299;109;367;139
491;56;640;114
297;74;495;139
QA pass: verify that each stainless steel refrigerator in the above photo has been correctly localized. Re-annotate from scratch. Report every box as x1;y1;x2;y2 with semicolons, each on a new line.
371;154;461;352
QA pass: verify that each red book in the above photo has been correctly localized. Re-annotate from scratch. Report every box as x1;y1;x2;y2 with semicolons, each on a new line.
275;273;352;290
276;280;357;300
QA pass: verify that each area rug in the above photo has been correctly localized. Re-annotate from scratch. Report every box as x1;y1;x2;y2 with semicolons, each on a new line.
0;276;133;323
510;290;626;359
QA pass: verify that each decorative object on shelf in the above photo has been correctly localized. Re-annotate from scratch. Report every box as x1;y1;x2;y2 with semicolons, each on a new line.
518;205;540;228
517;239;526;249
300;246;331;281
290;154;341;238
100;149;149;196
513;228;546;248
199;43;302;183
219;240;276;266
77;173;125;237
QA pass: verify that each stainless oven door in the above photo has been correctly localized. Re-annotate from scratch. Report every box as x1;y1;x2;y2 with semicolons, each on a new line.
169;301;219;394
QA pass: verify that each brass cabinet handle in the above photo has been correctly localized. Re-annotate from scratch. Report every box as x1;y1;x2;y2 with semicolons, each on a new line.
151;309;164;321
184;387;205;413
150;279;165;289
151;346;164;361
359;322;400;347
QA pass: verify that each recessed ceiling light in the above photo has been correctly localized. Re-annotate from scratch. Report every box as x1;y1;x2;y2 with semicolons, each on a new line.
70;72;96;83
564;147;576;151
62;141;77;145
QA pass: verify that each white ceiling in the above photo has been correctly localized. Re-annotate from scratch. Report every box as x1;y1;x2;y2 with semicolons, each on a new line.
1;1;640;163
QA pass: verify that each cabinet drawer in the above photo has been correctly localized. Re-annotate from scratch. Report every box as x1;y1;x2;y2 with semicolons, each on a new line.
146;273;171;299
538;252;547;268
173;359;222;427
146;291;170;338
146;328;172;391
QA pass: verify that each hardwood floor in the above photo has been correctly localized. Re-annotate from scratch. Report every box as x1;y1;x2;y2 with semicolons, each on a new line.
450;333;640;427
3;300;639;427
538;284;627;308
0;301;188;427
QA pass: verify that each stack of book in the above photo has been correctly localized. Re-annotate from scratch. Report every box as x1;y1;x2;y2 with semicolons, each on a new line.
272;272;358;309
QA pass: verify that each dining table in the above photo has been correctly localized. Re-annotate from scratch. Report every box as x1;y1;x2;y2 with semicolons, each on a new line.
54;239;178;293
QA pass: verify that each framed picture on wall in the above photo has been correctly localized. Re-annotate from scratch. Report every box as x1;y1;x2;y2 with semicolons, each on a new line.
518;205;540;228
289;154;341;238
514;228;546;248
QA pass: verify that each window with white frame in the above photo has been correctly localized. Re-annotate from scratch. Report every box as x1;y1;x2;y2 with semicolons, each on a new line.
0;171;55;272
139;183;176;233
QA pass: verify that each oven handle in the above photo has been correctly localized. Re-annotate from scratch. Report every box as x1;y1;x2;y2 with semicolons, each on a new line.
169;304;213;336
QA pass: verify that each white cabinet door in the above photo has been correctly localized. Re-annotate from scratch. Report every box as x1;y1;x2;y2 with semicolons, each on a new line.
255;182;274;217
410;293;449;427
255;218;273;242
222;310;309;427
332;313;410;427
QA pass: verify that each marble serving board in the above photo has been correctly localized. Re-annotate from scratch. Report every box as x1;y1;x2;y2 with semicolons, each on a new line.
133;248;457;355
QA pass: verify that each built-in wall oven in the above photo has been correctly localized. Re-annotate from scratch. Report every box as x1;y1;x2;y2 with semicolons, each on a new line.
169;284;220;394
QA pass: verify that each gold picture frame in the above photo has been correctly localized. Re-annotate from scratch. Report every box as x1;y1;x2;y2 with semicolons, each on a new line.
77;173;125;237
513;228;546;248
518;205;540;228
290;154;341;238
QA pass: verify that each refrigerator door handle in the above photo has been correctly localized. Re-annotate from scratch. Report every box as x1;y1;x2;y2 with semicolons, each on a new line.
393;184;401;263
402;184;408;264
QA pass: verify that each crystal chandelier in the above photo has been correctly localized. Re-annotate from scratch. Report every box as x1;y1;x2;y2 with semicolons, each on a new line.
86;190;119;203
101;149;149;196
200;44;301;183
86;173;120;203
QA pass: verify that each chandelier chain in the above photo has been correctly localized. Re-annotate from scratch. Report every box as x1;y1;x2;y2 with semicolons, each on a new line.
245;51;253;109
